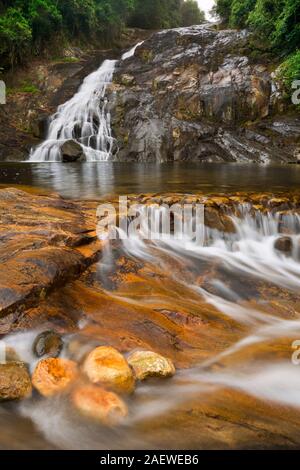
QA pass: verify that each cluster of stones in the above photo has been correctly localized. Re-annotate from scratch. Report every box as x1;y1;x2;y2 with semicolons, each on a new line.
0;331;175;426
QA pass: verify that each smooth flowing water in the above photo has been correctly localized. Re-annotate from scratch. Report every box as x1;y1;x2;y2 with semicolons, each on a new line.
2;197;300;449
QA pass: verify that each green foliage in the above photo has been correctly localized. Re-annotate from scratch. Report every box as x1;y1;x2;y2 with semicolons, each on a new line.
229;0;256;28
215;0;300;54
277;50;300;108
129;0;204;30
215;0;300;107
0;0;205;68
180;0;205;26
7;81;40;94
0;7;32;66
278;50;300;88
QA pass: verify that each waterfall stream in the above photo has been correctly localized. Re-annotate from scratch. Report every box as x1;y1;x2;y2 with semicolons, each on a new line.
29;42;143;162
4;204;300;448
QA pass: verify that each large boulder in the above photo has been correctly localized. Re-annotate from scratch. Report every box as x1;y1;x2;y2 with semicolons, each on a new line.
0;362;32;401
32;358;78;397
127;350;175;381
72;385;128;425
61;140;85;162
83;346;135;394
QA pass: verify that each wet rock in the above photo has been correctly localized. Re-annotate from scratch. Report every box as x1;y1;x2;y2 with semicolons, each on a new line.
33;330;63;358
32;358;78;397
29;113;49;139
109;25;299;163
205;207;236;233
72;385;128;425
83;346;135;394
127;350;175;381
274;236;293;254
0;188;102;327
5;347;21;363
0;362;32;401
120;74;135;86
61;140;85;162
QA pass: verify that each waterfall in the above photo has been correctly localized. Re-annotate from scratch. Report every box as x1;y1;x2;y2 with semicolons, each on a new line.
29;42;143;162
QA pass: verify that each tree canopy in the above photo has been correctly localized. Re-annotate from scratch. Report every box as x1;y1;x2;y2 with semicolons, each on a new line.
0;0;205;68
214;0;300;54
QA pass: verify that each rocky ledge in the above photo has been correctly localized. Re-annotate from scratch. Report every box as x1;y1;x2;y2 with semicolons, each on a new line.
0;188;102;332
109;24;300;163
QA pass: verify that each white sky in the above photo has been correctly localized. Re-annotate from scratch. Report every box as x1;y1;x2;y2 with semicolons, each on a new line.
196;0;216;20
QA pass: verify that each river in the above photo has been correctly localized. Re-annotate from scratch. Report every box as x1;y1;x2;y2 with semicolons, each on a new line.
1;162;300;199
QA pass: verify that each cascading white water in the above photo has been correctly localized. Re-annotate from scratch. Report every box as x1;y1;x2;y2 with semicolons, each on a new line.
4;203;300;448
119;204;300;297
29;42;143;162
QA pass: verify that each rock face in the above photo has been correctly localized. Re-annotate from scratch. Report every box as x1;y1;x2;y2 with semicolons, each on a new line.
72;385;128;425
32;358;78;397
83;346;135;394
0;362;32;401
127;350;175;381
110;24;300;163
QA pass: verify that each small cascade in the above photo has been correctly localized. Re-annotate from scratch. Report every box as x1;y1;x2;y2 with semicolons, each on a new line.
29;42;143;162
116;203;300;290
3;201;300;448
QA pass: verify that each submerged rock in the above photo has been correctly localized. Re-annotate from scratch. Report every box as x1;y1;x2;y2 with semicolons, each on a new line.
72;385;128;425
5;347;21;363
127;350;175;381
83;346;135;394
33;331;63;358
61;140;85;162
32;358;78;397
0;362;32;401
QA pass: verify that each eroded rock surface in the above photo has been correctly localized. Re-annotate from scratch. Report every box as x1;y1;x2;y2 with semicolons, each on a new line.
0;188;101;330
128;350;175;381
72;385;128;425
83;346;135;395
32;358;78;397
0;362;32;401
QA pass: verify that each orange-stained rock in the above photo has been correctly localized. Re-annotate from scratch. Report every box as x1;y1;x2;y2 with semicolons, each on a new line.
72;384;128;425
0;362;32;401
32;358;78;397
0;188;101;325
83;346;135;394
127;350;175;381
